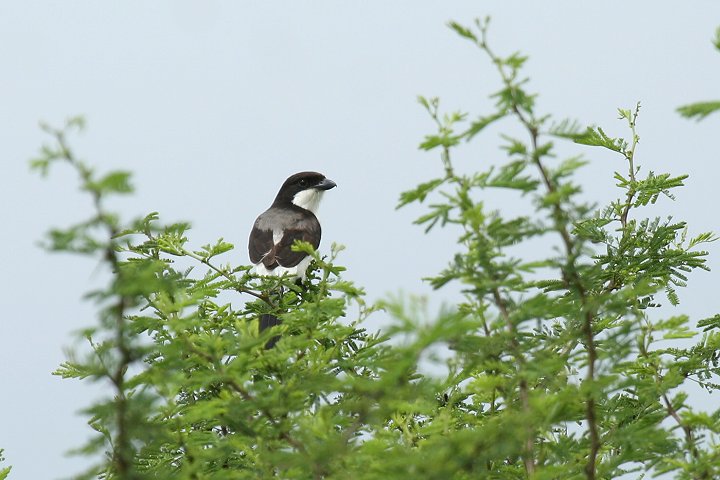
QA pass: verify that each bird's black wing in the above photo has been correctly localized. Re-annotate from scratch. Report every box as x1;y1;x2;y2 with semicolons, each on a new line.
273;223;321;268
248;209;321;270
248;223;274;265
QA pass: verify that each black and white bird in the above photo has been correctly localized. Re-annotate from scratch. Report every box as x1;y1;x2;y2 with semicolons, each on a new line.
248;171;336;345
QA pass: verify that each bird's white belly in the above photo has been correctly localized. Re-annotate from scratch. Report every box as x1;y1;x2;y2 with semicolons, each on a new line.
253;255;313;281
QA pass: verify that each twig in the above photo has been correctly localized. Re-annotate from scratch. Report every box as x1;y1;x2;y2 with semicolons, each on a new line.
476;21;600;479
179;246;273;305
619;104;641;229
52;126;135;476
661;393;698;460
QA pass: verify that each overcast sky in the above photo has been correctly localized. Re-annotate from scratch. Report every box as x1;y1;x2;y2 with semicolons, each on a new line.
2;2;720;478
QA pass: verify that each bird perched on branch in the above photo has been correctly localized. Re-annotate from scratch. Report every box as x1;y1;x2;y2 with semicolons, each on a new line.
248;171;336;347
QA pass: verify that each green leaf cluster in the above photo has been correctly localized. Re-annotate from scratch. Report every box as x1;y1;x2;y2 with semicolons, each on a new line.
0;450;10;480
677;26;720;121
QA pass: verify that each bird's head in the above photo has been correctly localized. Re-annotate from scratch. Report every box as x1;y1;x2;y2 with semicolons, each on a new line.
273;171;336;213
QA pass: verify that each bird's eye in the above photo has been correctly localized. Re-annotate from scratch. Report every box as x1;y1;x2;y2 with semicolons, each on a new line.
298;179;308;187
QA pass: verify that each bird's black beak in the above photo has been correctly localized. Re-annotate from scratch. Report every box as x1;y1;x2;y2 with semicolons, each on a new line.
316;178;337;191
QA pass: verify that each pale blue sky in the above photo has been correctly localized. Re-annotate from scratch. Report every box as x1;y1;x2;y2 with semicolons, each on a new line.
2;2;720;478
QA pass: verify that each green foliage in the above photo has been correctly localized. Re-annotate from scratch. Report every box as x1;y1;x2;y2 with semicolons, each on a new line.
677;101;720;121
571;126;627;153
0;449;10;480
677;25;720;121
395;17;720;480
33;17;720;480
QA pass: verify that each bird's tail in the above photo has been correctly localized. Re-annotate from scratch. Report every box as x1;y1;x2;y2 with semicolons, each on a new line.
259;313;282;349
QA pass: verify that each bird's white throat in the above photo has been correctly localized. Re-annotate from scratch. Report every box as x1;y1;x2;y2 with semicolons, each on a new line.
292;188;324;214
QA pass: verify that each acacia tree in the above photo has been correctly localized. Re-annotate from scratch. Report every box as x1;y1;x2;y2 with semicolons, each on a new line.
30;19;720;480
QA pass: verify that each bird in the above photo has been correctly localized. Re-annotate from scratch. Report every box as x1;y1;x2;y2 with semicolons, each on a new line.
248;171;336;347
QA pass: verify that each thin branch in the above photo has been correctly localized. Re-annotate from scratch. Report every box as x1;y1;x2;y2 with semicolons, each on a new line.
661;393;698;460
52;126;135;477
620;104;641;229
476;21;600;479
179;246;273;304
224;378;308;454
139;225;274;305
